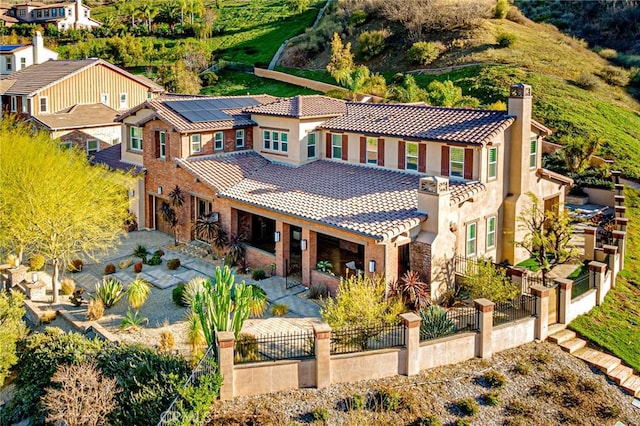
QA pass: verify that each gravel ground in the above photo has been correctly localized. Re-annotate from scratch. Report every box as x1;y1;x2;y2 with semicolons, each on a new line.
208;341;640;426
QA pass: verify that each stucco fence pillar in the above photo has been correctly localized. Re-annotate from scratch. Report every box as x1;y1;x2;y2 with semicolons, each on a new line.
530;285;550;341
474;298;494;359
589;261;608;306
615;217;629;232
582;226;597;262
217;332;235;401
603;244;619;284
313;323;331;389
555;278;572;325
400;312;421;376
612;230;626;272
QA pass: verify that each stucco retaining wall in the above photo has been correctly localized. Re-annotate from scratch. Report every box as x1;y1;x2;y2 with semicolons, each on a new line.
331;348;406;384
418;332;477;370
491;317;536;353
234;359;315;397
568;290;597;323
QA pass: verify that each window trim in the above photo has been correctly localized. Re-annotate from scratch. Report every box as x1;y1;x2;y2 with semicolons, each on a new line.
486;216;496;250
366;137;378;165
20;57;26;70
10;96;17;112
119;92;127;109
450;146;464;178
130;126;143;152
58;141;72;150
263;130;271;150
488;146;497;180
191;134;202;154
86;139;99;156
159;131;166;158
21;96;28;114
263;130;289;154
39;96;48;113
331;133;342;159
214;131;224;151
307;132;317;159
405;141;419;171
466;222;477;257
5;56;11;71
529;138;537;169
235;129;245;148
100;93;109;105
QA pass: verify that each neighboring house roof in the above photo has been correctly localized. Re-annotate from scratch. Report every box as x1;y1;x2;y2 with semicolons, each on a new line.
179;152;427;241
121;94;278;133
531;119;552;136
0;44;24;52
0;58;164;97
31;103;119;130
0;79;15;93
320;102;515;146
0;15;18;24
91;143;145;175
244;95;347;118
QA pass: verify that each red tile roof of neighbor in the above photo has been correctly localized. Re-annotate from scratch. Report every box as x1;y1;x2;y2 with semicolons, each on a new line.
178;152;427;240
320;102;515;145
122;94;278;133
32;103;119;130
244;95;347;118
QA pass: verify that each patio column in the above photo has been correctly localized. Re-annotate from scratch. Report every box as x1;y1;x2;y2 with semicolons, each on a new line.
313;323;332;389
474;298;494;359
530;285;549;341
216;332;235;401
384;243;399;285
401;312;421;376
582;226;597;262
301;228;316;287
364;241;385;278
555;278;572;325
509;267;526;294
589;261;608;305
274;220;284;276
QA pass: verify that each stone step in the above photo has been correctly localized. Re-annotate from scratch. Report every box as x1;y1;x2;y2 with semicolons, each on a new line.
574;347;621;374
608;364;634;385
548;329;576;345
620;375;640;397
559;337;586;354
547;323;566;335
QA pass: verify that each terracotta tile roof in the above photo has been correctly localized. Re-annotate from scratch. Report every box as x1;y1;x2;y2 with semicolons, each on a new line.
91;144;144;175
244;95;347;118
176;151;270;192
32;103;119;130
449;180;487;206
320;102;515;145
124;94;278;133
0;58;164;96
180;154;426;240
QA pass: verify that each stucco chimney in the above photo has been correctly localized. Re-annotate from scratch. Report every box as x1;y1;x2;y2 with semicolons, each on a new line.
33;31;44;65
506;83;534;196
75;0;82;29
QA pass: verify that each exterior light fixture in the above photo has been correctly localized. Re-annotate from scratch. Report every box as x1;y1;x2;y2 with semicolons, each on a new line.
301;239;308;251
158;186;163;195
274;231;281;243
368;259;376;273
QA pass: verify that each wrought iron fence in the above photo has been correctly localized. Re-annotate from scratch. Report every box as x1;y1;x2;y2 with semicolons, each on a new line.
493;294;537;326
454;255;511;277
420;306;479;342
521;274;546;294
234;330;315;364
331;323;405;355
157;343;218;426
571;271;592;299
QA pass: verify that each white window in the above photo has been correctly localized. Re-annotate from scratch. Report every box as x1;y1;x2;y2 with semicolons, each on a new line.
272;132;279;151
20;57;26;70
119;92;127;109
6;57;12;71
450;147;464;178
44;9;49;17
39;97;48;113
130;126;143;151
10;96;16;112
147;92;153;99
52;8;57;17
466;222;477;257
100;93;108;105
331;133;342;159
529;138;537;169
86;140;99;156
214;131;223;151
58;141;73;150
488;146;497;180
281;132;288;152
19;9;25;17
235;129;245;148
21;96;28;113
486;216;496;250
367;137;377;165
191;134;201;153
406;142;418;171
307;132;317;158
263;130;271;150
159;132;166;158
262;130;288;153
84;9;88;18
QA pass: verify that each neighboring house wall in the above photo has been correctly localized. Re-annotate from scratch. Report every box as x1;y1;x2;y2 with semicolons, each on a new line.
52;126;121;152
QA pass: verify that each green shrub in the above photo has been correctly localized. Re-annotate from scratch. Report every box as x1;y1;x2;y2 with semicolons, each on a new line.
346;393;365;411
455;398;478;416
419;306;457;340
494;0;509;18
252;268;266;281
349;9;367;26
172;283;186;306
374;386;401;411
0;291;26;388
127;278;151;309
104;263;116;275
356;29;389;60
234;333;259;363
415;417;442;426
482;391;500;406
496;32;516;48
575;72;599;90
120;309;149;331
270;303;289;316
512;361;532;375
597;48;618;59
455;419;471;426
630;67;640;87
133;244;149;263
146;253;162;266
480;369;507;389
29;254;45;271
598;65;629;87
95;278;124;308
406;41;440;66
312;406;329;422
174;368;222;424
167;258;181;270
200;70;218;86
60;278;75;295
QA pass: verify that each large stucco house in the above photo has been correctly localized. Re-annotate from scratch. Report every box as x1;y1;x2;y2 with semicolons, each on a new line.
114;84;571;297
2;0;100;31
0;32;58;75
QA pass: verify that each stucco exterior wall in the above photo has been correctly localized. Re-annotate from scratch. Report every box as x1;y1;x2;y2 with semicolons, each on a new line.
53;125;121;147
418;333;477;370
233;360;315;397
568;290;597;323
331;349;406;383
491;317;535;353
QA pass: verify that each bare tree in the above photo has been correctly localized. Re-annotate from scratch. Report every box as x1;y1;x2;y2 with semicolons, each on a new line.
42;362;119;426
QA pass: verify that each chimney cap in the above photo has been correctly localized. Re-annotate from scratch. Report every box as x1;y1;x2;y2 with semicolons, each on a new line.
509;83;532;98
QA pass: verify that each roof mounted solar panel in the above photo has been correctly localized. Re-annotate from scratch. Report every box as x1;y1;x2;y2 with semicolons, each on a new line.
164;98;261;123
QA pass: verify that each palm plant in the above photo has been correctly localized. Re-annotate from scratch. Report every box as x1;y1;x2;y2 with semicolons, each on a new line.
194;213;220;242
394;270;431;311
127;277;152;309
94;278;124;308
133;244;149;263
226;234;246;266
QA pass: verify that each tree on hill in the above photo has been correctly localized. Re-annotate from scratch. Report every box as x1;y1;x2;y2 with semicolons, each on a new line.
0;291;27;387
0;119;133;303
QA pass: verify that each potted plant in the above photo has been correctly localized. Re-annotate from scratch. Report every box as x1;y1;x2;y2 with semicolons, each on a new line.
316;260;333;274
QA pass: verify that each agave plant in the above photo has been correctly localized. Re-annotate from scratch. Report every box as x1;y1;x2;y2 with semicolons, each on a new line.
182;277;208;307
127;277;152;309
120;309;149;331
419;306;457;340
94;278;124;308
